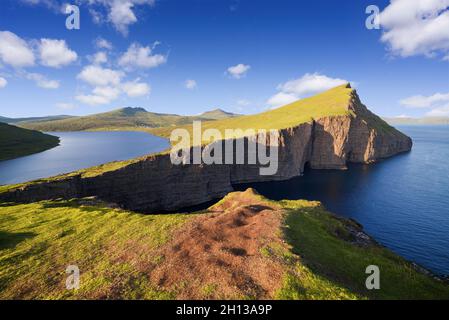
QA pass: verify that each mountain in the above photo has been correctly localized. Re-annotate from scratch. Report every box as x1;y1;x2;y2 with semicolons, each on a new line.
0;115;73;124
19;107;237;132
0;123;60;161
198;108;240;120
383;116;449;126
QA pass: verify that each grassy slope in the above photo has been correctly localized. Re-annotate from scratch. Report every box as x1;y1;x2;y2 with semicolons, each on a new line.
0;193;447;299
0;123;60;161
0;199;192;299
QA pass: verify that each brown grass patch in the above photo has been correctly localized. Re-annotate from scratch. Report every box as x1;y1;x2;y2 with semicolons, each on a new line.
148;189;286;299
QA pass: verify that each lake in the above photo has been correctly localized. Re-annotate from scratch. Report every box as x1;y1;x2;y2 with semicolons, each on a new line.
236;126;449;276
0;131;169;185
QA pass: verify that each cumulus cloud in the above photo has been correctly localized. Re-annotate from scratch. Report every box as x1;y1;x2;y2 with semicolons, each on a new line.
39;39;77;68
21;0;156;36
0;77;7;88
266;73;349;108
400;91;449;116
95;37;113;50
26;72;60;89
266;92;298;109
91;51;108;65
227;63;250;79
75;94;112;106
400;92;449;108
93;86;121;100
379;0;449;59
0;31;35;68
77;65;124;87
118;43;167;69
122;80;151;97
185;79;197;90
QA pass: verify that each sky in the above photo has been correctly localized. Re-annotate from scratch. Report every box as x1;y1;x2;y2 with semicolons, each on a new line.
0;0;448;118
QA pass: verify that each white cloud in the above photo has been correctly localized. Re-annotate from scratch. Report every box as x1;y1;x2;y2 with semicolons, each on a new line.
227;63;250;79
77;65;123;87
266;73;349;108
22;0;156;36
400;92;449;108
91;51;108;65
26;72;60;89
277;73;348;97
118;43;167;69
400;91;449;116
267;92;298;109
379;0;449;59
185;79;197;90
93;86;121;100
0;31;35;68
39;39;77;68
95;37;113;50
76;94;111;106
0;77;7;88
122;80;151;97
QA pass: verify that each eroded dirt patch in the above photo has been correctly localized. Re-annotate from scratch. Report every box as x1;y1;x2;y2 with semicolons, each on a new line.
148;189;286;299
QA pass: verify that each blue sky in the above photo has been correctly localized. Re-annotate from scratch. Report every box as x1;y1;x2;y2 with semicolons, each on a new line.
0;0;448;118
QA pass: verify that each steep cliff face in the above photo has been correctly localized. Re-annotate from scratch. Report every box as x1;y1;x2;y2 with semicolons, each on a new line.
0;88;412;212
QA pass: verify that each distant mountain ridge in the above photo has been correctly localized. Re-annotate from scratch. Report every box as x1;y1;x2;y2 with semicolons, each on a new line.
12;107;239;132
383;117;449;126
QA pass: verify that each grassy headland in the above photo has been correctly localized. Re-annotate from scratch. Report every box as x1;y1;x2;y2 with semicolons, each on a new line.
0;190;447;299
0;123;60;161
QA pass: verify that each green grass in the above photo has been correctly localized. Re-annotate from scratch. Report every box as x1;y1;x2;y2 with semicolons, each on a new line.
0;194;448;299
278;200;449;300
0;199;193;299
0;123;60;161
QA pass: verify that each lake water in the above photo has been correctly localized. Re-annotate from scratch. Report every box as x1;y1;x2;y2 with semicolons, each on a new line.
0;131;169;185
236;126;449;276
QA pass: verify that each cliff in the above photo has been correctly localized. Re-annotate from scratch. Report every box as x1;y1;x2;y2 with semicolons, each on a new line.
0;85;412;212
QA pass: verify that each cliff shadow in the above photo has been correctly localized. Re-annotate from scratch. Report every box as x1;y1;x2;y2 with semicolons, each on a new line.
0;230;36;250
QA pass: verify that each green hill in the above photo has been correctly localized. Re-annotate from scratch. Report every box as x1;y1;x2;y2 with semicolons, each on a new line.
0;123;60;161
19;107;238;132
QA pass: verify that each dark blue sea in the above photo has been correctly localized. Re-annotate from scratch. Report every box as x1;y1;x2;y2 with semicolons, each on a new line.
236;126;449;275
